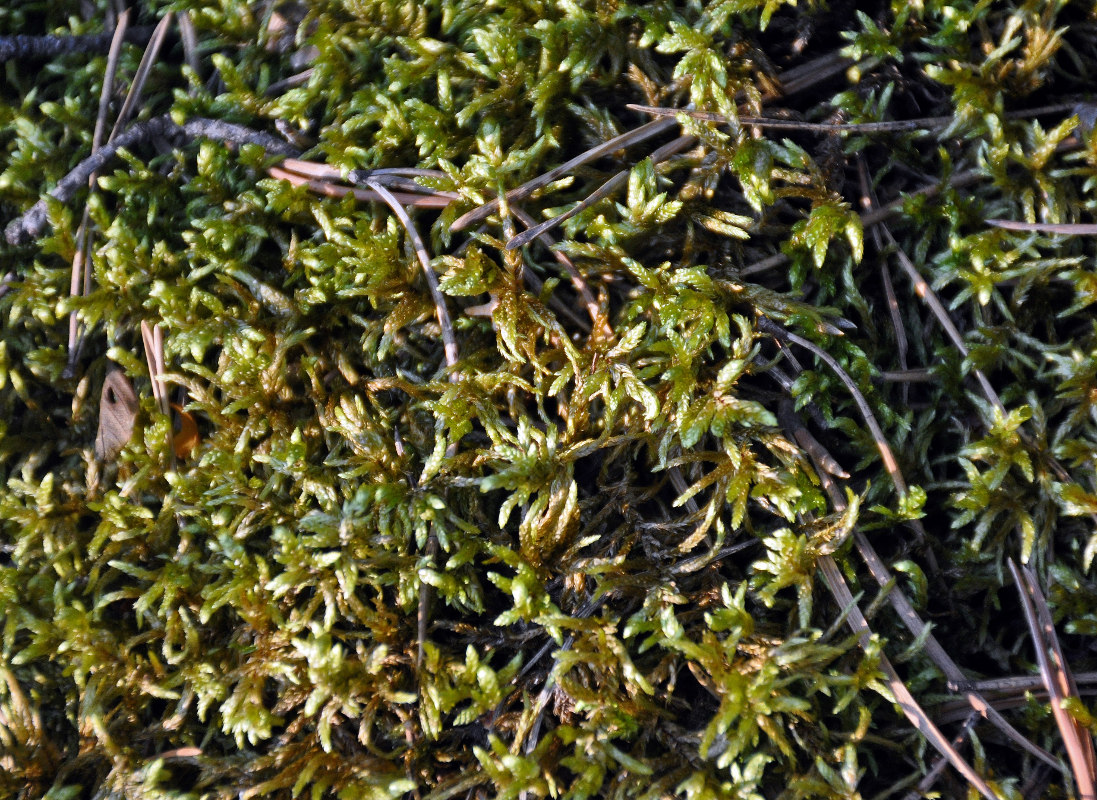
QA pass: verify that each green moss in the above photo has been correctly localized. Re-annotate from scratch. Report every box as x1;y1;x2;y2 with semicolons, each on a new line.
2;0;1097;798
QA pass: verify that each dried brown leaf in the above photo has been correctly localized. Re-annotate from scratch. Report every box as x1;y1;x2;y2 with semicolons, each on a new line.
95;370;138;461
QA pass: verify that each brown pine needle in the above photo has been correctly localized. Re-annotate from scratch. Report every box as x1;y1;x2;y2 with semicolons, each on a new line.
814;552;999;800
108;11;174;141
177;11;200;81
878;222;1005;413
267;165;453;208
450;116;679;232
278;158;456;196
65;9;131;376
628;103;954;134
988;219;1097;235
777;398;849;479
1011;560;1097;800
140;320;169;417
812;467;1060;772
768;324;1060;771
504;133;695;251
758;317;906;493
630;100;1084;134
141;320;177;467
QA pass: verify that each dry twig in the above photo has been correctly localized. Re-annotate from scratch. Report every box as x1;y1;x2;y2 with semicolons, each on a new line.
365;179;460;672
65;9;132;376
6;116;299;245
1011;560;1097;800
0;26;155;62
762;320;1060;770
450;116;680;233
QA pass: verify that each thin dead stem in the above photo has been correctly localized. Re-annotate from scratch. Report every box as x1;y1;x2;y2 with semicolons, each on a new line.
630;100;1084;135
736;169;983;278
267;165;453;208
857;158;909;404
758;316;907;493
450;116;680;233
777;397;849;479
987;220;1097;235
1011;560;1097;800
814;552;999;800
877;225;1004;411
365;180;459;374
879;368;936;383
864;190;1097;531
140;321;169;417
900;713;981;800
628;103;955;134
108;12;174;141
366;179;460;673
141;321;177;471
65;10;131;376
766;327;1059;770
508;203;602;333
177;12;200;80
504;133;696;250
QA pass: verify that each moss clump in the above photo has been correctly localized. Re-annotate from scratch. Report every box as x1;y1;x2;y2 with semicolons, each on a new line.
2;1;1097;798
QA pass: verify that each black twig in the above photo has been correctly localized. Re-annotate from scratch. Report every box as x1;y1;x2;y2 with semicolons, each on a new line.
181;118;300;157
6;116;300;245
0;27;156;62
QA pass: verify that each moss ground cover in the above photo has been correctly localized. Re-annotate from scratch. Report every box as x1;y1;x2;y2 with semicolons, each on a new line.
2;0;1097;797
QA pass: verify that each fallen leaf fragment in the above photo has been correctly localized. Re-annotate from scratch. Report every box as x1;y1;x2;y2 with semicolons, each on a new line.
170;402;199;460
95;370;138;461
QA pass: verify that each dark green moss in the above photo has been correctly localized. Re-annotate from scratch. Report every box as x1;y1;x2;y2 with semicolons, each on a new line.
2;1;1097;798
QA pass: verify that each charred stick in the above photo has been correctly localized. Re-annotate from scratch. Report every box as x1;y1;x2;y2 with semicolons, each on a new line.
6;116;300;245
0;26;156;62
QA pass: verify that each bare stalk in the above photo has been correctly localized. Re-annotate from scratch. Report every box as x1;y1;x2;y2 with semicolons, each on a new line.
505;134;696;251
450;117;680;232
65;10;132;376
1010;561;1097;800
365;180;459;374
